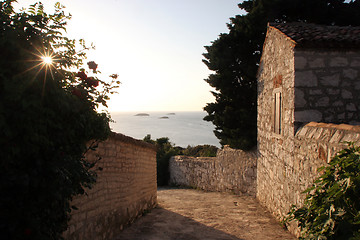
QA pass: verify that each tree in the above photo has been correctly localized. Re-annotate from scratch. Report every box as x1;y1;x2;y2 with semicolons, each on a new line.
143;135;182;186
0;1;119;239
285;143;360;239
203;0;360;150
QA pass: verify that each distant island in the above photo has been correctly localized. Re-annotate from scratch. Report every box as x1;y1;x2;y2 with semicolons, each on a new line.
159;116;169;119
167;113;176;115
135;113;149;116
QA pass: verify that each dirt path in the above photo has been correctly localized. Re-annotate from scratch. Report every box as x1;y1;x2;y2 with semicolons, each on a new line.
114;187;296;240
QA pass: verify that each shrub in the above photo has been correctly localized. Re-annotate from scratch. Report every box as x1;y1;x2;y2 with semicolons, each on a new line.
182;145;218;157
0;1;119;239
143;135;181;186
285;143;360;240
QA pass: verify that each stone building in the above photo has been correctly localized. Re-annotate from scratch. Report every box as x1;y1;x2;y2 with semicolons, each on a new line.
257;22;360;233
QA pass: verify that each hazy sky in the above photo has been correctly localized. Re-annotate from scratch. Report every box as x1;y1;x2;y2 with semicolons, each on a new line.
15;0;245;112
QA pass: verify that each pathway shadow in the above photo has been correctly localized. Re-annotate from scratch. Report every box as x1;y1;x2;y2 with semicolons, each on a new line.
114;206;244;240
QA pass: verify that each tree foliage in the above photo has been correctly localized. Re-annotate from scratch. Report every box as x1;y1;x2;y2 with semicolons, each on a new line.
182;145;218;157
285;143;360;239
0;1;119;239
143;135;182;186
203;0;360;150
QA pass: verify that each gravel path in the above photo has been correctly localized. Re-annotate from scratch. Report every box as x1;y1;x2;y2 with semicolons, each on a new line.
114;187;296;240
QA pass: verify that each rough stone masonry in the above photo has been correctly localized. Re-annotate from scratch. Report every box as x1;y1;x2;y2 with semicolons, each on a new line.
63;132;157;240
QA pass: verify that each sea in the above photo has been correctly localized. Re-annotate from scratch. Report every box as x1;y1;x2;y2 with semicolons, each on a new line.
109;111;220;147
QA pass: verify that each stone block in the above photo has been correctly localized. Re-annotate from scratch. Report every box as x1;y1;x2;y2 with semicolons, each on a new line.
294;89;306;107
327;89;340;95
309;89;323;95
295;71;317;87
309;58;325;68
294;110;322;122
332;100;344;107
341;89;353;99
350;58;360;67
355;81;360;90
295;56;307;69
346;103;357;112
341;80;352;87
330;57;349;67
315;97;330;107
343;69;358;80
338;113;346;120
320;74;340;87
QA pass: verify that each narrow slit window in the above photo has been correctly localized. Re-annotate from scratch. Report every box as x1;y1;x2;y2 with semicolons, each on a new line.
274;92;281;134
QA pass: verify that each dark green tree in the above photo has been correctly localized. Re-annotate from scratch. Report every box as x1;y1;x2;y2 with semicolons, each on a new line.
203;0;360;150
0;1;119;239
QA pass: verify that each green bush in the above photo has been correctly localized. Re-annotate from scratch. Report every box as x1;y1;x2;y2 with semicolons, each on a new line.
143;135;181;186
0;1;119;239
182;145;218;157
285;143;360;240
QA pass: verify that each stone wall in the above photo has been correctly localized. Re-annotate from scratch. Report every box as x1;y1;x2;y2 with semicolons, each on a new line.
257;24;297;218
294;50;360;127
169;146;257;196
63;132;157;240
258;123;360;235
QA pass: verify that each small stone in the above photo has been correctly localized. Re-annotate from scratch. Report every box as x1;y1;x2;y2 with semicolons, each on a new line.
341;90;353;99
309;58;325;68
295;89;306;107
332;100;344;107
346;103;357;111
327;89;340;95
338;113;346;120
309;89;323;95
355;81;360;90
350;58;360;67
320;74;340;87
343;69;358;80
341;80;352;87
315;97;329;107
330;57;348;67
295;71;317;87
295;56;307;69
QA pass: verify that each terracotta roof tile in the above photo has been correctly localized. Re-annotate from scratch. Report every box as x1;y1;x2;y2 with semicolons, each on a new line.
270;22;360;49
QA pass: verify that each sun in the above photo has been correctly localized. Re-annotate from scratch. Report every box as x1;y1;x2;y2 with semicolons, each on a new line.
41;55;53;65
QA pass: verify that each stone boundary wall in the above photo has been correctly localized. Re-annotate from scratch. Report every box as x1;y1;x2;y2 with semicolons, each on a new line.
169;146;257;196
63;132;157;240
257;122;360;235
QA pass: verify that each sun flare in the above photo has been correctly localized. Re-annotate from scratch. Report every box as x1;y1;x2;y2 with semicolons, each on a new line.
41;56;53;65
24;49;59;83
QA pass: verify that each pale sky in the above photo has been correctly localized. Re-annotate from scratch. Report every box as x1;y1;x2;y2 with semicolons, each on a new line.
15;0;245;112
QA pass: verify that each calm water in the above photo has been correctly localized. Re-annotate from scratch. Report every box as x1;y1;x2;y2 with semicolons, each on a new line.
110;111;220;147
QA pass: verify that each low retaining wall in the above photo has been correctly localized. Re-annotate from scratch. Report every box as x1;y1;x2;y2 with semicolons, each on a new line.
257;122;360;235
63;132;157;240
169;146;257;196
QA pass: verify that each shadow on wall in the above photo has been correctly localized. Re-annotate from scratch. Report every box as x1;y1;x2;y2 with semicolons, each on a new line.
113;207;244;240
